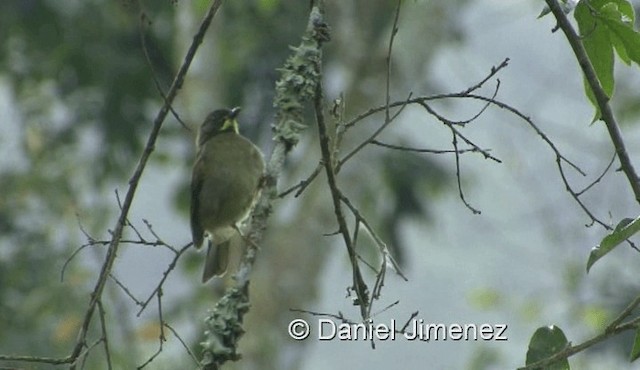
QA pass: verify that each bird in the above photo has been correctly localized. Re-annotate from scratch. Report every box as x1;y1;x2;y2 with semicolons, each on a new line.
190;107;265;282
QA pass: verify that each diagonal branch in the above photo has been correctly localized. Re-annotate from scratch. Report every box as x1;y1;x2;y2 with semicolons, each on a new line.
67;0;224;366
519;293;640;369
544;0;640;202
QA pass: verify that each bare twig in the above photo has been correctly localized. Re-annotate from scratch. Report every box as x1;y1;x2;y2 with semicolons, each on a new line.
607;294;640;331
289;307;421;339
459;58;510;95
371;140;492;155
415;100;501;163
139;12;188;130
311;0;408;322
142;219;173;251
315;51;370;319
137;243;191;316
277;161;323;198
339;194;407;283
337;94;412;172
278;59;512;201
576;153;616;196
517;5;640;353
137;291;166;369
61;243;93;282
97;300;113;370
450;124;481;214
110;273;144;306
384;0;402;122
164;323;200;365
334;0;406;174
459;92;613;228
342;58;511;131
68;1;224;367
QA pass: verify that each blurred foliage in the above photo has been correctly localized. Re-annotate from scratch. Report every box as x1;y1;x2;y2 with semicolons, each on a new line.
1;0;175;179
379;149;450;265
0;0;176;363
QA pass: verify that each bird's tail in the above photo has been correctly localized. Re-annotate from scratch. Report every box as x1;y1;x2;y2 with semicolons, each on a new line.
202;239;230;283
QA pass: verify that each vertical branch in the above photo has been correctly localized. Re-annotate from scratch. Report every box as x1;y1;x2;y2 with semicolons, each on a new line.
384;0;402;122
315;69;370;319
199;3;331;367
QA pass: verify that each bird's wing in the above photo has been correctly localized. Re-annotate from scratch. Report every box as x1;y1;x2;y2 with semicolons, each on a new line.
190;154;205;248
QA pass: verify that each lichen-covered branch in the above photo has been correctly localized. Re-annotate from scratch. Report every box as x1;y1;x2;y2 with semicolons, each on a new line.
199;4;330;368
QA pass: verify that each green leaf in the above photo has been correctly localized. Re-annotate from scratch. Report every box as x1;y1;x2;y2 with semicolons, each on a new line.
538;0;578;19
601;17;640;66
587;216;640;272
573;0;639;120
581;305;610;330
604;0;635;23
631;328;640;362
591;0;638;66
575;1;614;120
584;0;635;23
525;325;570;370
610;28;632;64
575;1;615;95
467;287;502;310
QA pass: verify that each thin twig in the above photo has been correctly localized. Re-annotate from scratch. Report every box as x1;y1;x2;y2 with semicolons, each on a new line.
278;59;511;202
277;161;323;198
69;1;224;366
384;0;402;123
137;243;191;316
97;300;113;370
606;294;640;332
315;60;370;319
416;100;501;163
342;58;511;131
459;58;510;95
164;323;200;365
371;140;491;155
139;12;188;130
110;273;143;306
576;152;616;196
340;194;407;281
519;313;640;369
137;291;166;369
449;124;481;214
337;93;412;172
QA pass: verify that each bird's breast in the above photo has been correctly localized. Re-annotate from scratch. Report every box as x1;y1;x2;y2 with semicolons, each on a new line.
196;134;264;232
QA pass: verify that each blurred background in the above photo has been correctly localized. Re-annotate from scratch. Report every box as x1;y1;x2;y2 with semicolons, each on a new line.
2;0;640;369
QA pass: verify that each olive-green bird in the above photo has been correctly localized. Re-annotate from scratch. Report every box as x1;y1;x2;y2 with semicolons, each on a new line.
190;107;265;282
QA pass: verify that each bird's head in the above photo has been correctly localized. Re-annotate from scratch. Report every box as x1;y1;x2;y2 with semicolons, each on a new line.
197;107;241;147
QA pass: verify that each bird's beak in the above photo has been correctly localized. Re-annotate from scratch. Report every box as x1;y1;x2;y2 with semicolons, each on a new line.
229;107;241;119
222;107;241;133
